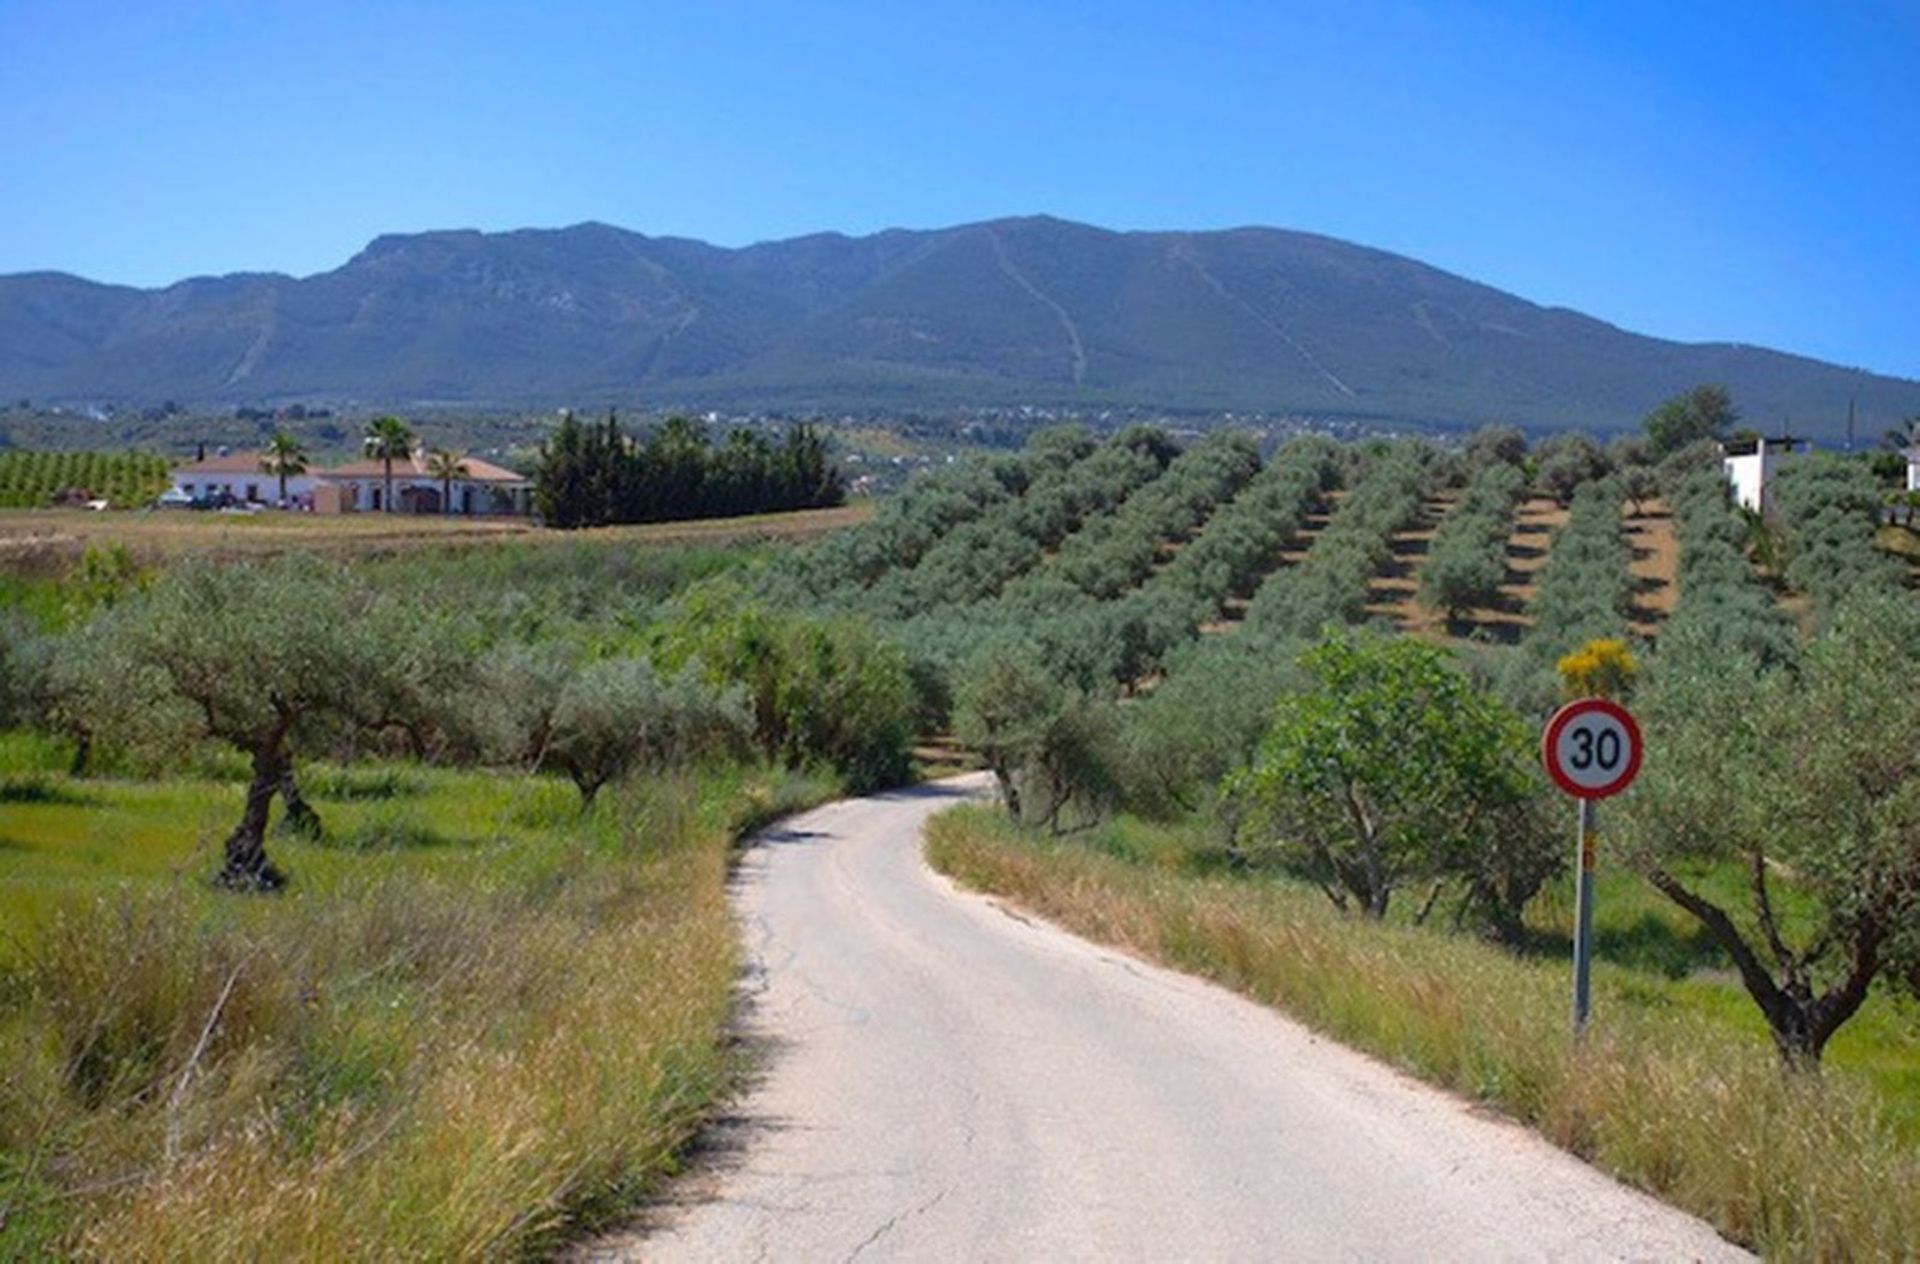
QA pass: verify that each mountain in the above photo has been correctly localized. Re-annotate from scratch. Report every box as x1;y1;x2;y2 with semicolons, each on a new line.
3;216;1916;438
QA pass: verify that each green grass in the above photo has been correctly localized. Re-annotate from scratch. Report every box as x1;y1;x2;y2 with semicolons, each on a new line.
0;749;838;1259
927;806;1920;1260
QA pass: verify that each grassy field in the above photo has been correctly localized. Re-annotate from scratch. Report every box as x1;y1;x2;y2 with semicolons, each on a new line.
0;734;836;1259
925;807;1920;1259
0;502;872;575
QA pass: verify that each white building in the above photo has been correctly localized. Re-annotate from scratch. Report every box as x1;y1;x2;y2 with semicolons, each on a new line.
171;450;315;506
313;452;533;515
169;448;532;515
1905;447;1920;494
1722;437;1804;515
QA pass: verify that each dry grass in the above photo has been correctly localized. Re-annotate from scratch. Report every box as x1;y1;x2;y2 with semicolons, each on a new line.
0;503;872;574
926;808;1920;1260
0;760;835;1259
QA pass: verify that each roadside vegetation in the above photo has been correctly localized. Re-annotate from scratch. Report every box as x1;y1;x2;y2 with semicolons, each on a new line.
893;391;1916;1259
925;808;1919;1259
8;386;1918;1256
0;520;894;1256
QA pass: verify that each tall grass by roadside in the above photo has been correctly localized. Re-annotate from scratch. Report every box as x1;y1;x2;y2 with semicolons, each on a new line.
925;807;1920;1260
0;760;835;1259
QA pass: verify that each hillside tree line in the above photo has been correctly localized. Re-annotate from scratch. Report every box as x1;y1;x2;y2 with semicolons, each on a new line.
535;412;844;528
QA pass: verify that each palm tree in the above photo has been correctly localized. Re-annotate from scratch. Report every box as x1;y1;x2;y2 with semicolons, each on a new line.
259;430;309;507
362;416;415;513
424;447;469;516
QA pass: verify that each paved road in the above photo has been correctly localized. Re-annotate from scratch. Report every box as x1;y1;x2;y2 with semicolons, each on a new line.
612;776;1744;1262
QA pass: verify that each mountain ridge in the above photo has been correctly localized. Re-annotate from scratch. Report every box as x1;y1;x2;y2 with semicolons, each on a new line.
3;216;1915;438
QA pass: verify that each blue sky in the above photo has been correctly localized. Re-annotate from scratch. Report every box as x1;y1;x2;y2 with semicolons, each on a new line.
2;0;1915;377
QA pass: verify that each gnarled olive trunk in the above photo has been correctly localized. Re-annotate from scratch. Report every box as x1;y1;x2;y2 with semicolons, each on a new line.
218;743;289;891
1648;868;1882;1068
277;764;323;837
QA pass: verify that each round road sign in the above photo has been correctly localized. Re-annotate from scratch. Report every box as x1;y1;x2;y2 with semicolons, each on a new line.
1541;698;1642;800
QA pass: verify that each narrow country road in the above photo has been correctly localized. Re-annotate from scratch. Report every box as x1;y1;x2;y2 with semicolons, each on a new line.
601;776;1744;1262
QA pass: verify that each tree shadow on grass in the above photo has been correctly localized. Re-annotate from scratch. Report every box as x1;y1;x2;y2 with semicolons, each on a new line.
0;775;94;806
1518;912;1729;979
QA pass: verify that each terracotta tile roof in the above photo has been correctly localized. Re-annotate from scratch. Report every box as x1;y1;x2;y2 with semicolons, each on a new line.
174;450;273;475
174;448;528;483
317;452;529;483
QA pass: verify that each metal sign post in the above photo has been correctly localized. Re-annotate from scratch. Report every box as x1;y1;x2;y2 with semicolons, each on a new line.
1541;698;1642;1037
1572;799;1596;1030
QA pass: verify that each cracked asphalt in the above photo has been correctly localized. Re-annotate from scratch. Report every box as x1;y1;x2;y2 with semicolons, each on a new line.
609;774;1746;1262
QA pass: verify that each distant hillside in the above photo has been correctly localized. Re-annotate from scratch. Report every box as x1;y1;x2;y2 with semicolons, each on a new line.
3;216;1916;439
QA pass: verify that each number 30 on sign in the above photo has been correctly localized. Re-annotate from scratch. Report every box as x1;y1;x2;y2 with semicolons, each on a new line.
1541;698;1642;800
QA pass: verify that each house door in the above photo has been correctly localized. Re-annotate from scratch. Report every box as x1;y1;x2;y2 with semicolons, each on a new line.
462;487;474;515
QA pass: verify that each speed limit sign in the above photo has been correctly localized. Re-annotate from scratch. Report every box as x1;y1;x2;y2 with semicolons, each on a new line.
1541;698;1642;800
1543;697;1643;1034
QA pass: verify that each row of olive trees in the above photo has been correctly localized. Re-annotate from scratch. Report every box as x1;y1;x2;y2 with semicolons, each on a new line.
891;436;1340;707
1008;431;1261;602
1660;467;1796;668
857;426;1180;619
1770;455;1903;614
1421;461;1527;621
1241;444;1435;639
12;558;916;890
1522;476;1633;662
780;441;1056;599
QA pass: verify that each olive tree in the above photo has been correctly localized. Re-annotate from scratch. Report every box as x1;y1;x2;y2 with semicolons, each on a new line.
1463;424;1527;472
547;656;749;809
1230;630;1541;918
55;560;434;889
954;642;1121;832
1617;590;1920;1066
1533;431;1612;506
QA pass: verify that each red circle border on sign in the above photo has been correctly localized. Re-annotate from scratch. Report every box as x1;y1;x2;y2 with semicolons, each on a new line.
1540;698;1643;800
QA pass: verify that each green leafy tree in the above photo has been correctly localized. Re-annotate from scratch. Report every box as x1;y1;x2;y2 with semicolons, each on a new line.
1643;384;1738;457
362;415;415;513
650;582;915;792
1230;630;1538;918
1617;590;1920;1065
260;429;309;506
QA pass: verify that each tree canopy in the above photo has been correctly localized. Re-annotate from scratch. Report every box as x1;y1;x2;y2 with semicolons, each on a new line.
1230;630;1544;920
1643;384;1738;456
534;412;843;528
1618;589;1920;1064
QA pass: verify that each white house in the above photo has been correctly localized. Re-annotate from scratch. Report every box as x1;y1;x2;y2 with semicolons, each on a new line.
1904;447;1920;494
169;448;532;515
1722;436;1805;515
312;451;533;516
171;450;315;506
